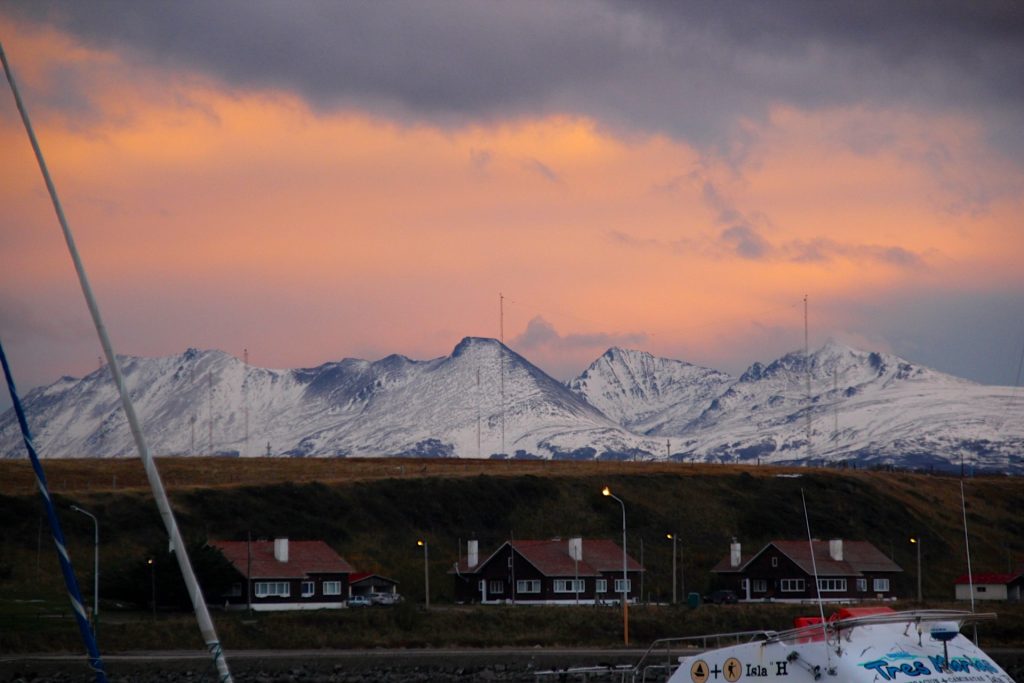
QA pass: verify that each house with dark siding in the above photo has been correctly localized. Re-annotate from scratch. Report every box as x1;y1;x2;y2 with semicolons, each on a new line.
450;538;643;605
711;539;902;602
210;538;355;611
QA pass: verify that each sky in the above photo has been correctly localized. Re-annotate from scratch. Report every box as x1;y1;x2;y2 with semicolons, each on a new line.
2;0;1023;412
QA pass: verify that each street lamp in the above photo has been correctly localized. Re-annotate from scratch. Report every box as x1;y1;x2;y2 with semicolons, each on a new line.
70;505;99;635
602;486;629;646
666;533;677;605
147;558;156;618
910;537;922;602
417;540;430;608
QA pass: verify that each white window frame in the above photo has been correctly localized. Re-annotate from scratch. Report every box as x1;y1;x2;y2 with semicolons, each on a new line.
254;581;290;598
856;578;867;592
816;578;847;592
596;579;608;593
771;556;779;568
614;578;632;593
780;578;805;593
752;579;767;593
323;580;342;596
554;579;584;593
488;579;504;594
301;581;315;597
517;580;541;594
873;578;890;592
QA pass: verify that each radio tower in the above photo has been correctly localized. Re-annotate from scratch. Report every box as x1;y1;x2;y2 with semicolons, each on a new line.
499;292;505;456
208;371;213;454
243;348;249;458
804;295;812;456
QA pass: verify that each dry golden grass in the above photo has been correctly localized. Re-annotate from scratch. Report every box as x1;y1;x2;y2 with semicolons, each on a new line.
0;455;828;494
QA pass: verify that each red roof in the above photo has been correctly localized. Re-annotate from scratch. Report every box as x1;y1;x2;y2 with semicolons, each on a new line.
713;540;902;576
210;539;355;579
452;538;643;577
954;572;1022;585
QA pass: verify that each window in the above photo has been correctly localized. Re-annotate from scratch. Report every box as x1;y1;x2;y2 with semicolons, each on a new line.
857;578;867;592
771;557;779;568
780;578;805;592
816;578;847;592
517;580;541;594
873;578;890;592
226;583;242;597
614;578;632;593
489;580;504;594
254;581;290;598
596;579;608;593
323;581;342;596
752;579;767;593
977;586;987;593
301;581;315;597
554;579;585;593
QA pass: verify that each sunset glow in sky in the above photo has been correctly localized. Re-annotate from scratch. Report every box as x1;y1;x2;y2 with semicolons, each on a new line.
2;2;1023;405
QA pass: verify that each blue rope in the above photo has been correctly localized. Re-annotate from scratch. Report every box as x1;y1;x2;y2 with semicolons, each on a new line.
0;340;109;682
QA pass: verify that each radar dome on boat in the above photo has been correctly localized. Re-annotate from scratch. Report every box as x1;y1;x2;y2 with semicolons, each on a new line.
930;622;961;642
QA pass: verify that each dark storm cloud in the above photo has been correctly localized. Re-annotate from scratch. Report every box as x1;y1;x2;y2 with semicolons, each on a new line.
5;0;1023;150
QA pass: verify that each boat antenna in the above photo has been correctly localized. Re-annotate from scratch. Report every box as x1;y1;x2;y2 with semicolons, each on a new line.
960;479;979;645
1;340;109;683
1;41;233;682
801;488;833;674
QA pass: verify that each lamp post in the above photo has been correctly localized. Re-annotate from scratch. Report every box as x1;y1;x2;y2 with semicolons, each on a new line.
417;540;429;608
147;558;156;618
602;486;629;646
910;537;922;602
667;533;677;605
70;505;99;636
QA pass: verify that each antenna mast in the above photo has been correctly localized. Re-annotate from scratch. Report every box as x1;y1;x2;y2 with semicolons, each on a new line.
208;371;213;454
243;348;249;458
476;366;482;458
804;295;812;456
500;292;505;456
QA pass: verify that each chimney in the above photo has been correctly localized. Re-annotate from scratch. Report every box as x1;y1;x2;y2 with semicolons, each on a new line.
467;539;479;568
274;537;289;563
568;537;583;562
829;539;843;562
730;539;742;568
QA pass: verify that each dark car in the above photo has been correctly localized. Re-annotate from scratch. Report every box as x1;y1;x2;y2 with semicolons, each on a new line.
705;589;739;605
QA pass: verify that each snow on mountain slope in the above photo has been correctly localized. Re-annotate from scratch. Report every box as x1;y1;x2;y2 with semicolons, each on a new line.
568;348;733;434
0;338;659;460
673;341;1024;470
1;338;1020;472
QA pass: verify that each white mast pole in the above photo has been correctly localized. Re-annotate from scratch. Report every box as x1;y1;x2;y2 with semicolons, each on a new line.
1;41;233;682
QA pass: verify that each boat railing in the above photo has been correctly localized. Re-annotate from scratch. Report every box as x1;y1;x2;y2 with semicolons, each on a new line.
631;630;778;682
769;609;997;645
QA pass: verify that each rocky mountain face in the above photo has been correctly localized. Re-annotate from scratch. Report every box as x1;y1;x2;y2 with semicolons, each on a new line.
2;338;1021;472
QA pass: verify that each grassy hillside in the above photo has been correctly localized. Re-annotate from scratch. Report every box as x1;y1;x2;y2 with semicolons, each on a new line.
1;457;1022;652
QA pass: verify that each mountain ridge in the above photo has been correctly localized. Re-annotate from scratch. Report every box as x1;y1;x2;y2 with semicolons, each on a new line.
1;336;1021;472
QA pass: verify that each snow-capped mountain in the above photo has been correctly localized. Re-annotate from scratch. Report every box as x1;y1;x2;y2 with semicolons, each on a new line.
1;338;1021;472
0;338;660;460
675;340;1022;471
568;348;733;434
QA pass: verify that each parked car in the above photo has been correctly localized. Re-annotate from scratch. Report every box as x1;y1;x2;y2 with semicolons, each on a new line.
705;589;739;605
347;595;371;608
369;592;402;605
